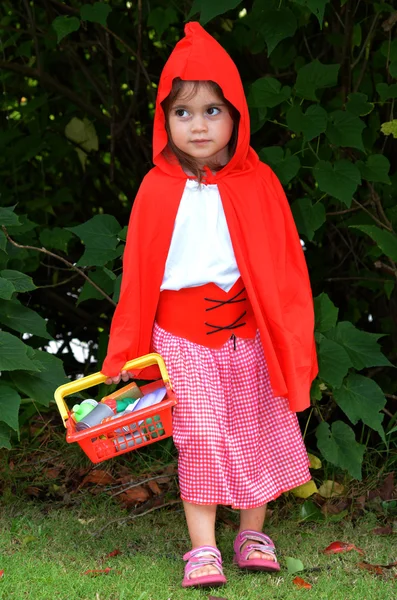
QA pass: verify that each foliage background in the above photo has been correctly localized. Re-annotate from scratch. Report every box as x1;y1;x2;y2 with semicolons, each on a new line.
0;0;396;481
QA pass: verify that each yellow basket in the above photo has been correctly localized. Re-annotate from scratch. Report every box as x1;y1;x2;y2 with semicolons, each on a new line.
54;353;177;464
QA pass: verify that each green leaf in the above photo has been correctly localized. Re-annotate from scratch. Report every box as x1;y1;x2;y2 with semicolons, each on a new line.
188;0;242;24
325;321;392;370
260;9;297;56
295;60;340;101
286;104;327;141
346;93;374;117
0;277;15;300
314;160;361;207
0;206;20;227
147;7;178;38
0;422;12;450
65;117;99;170
356;155;391;184
259;147;300;185
52;16;81;44
80;3;112;27
316;421;365;480
0;382;21;431
298;499;324;522
291;0;329;27
376;83;397;102
333;374;385;440
314;292;339;333
317;334;352;388
0;332;40;372
381;120;397;138
249;77;291;108
11;350;68;407
326;111;366;151
0;300;51;340
349;225;397;262
1;270;36;293
285;557;305;574
39;227;74;253
77;268;115;304
389;61;397;79
0;230;6;252
291;197;326;241
67;214;121;267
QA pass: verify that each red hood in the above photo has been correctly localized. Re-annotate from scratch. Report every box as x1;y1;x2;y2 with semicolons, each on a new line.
153;22;251;177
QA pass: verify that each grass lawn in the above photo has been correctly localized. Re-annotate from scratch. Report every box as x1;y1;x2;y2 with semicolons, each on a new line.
0;494;396;600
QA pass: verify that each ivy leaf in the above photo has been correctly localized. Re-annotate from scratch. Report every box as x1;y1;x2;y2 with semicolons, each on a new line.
314;292;339;333
147;7;178;38
287;104;327;141
333;374;386;440
0;299;52;340
316;421;365;480
349;224;397;262
291;197;326;241
80;3;112;27
291;0;330;27
39;228;74;253
0;422;12;450
0;332;40;372
380;120;397;138
285;557;305;574
260;8;297;56
249;77;291;108
0;206;20;227
188;0;242;24
11;350;68;407
77;268;115;305
346;92;374;116
325;321;392;370
65;117;99;170
1;270;36;293
376;83;397;102
314;160;361;207
0;277;15;300
326;111;366;151
259;147;300;185
0;382;21;431
356;155;391;185
316;333;352;388
295;60;340;101
67;214;122;267
52;16;81;44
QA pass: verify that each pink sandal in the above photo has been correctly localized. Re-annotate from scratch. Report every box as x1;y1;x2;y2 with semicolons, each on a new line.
182;545;227;588
233;529;280;572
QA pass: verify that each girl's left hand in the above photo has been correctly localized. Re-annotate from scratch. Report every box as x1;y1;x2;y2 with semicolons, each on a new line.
104;369;133;385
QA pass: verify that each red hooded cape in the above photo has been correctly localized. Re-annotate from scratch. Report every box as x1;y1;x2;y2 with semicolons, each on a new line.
102;22;318;412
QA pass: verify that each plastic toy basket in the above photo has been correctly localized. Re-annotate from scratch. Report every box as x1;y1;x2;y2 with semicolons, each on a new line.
54;353;177;464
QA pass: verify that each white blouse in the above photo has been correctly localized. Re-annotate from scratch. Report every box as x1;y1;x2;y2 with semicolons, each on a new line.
160;179;240;293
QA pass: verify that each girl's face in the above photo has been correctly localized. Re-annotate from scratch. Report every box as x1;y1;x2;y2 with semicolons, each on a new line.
167;82;234;168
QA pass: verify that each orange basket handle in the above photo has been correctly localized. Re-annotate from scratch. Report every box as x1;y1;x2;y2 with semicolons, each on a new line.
54;353;171;427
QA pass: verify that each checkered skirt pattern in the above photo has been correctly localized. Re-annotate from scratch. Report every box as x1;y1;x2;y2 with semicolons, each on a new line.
152;322;311;509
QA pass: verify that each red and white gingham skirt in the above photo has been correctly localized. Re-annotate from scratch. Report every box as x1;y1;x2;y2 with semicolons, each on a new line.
152;322;311;509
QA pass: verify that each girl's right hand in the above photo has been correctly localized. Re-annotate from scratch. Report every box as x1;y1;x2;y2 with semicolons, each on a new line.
104;370;133;385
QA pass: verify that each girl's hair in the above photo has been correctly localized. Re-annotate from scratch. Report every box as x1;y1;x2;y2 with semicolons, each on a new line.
161;78;240;182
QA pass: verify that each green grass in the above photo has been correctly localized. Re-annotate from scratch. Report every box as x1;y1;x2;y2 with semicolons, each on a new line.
0;496;396;600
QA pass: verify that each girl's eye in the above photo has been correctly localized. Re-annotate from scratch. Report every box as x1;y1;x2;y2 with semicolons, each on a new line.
175;109;189;118
207;107;221;116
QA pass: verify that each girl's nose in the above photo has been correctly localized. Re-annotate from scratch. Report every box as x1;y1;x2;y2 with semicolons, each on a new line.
191;115;207;133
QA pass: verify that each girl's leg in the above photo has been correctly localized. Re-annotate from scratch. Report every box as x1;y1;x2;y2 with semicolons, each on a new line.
239;504;275;561
183;501;219;577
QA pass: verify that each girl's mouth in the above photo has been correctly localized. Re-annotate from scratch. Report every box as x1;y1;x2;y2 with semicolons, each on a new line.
191;139;211;144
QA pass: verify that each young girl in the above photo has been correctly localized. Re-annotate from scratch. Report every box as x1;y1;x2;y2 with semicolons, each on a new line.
102;22;318;589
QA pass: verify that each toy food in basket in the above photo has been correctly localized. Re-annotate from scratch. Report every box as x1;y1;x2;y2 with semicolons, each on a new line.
54;353;177;464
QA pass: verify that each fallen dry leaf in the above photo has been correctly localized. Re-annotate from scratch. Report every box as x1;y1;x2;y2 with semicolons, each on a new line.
0;570;4;578
372;524;393;535
147;480;162;495
318;480;344;499
118;486;150;506
323;541;364;555
81;470;115;486
293;576;312;589
208;596;228;600
378;473;394;501
358;561;384;576
84;567;120;576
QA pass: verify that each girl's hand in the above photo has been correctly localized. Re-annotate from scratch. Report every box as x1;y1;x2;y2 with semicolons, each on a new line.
104;370;133;385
